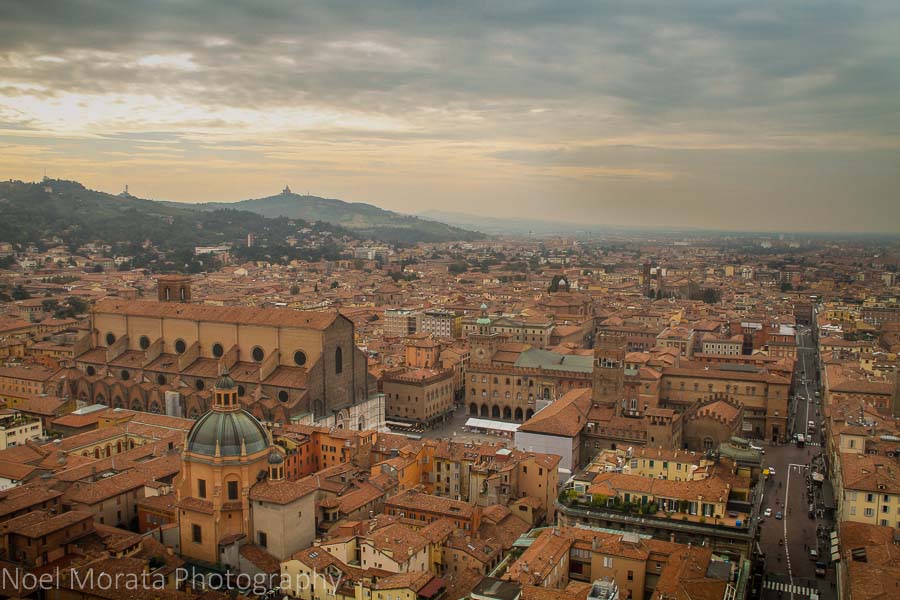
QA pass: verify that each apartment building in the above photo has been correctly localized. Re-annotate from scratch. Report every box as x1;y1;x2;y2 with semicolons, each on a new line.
384;308;421;338
421;309;460;339
840;453;900;528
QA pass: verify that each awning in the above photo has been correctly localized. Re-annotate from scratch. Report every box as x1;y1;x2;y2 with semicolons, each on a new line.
464;417;519;433
822;480;836;509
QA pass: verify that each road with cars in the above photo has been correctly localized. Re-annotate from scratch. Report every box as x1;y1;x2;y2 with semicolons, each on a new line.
757;324;835;600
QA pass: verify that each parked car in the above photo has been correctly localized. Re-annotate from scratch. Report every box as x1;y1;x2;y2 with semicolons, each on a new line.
775;511;783;520
764;508;773;517
749;442;764;453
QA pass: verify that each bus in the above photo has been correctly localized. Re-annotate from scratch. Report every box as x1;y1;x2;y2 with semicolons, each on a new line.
796;433;806;448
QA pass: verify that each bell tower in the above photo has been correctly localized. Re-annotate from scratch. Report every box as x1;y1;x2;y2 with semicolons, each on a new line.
592;333;626;408
158;274;192;303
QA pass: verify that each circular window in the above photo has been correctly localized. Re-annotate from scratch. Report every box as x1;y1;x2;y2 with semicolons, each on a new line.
120;369;130;381
293;350;307;366
139;335;151;350
212;343;224;358
106;333;116;345
174;339;186;354
252;346;265;362
278;390;289;402
237;385;245;397
157;374;167;385
86;366;96;376
196;379;205;391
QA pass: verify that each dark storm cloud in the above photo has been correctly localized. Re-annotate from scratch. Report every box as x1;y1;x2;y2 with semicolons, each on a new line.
1;0;897;137
1;1;898;230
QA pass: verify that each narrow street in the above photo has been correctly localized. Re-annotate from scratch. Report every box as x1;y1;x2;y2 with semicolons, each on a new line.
756;323;836;600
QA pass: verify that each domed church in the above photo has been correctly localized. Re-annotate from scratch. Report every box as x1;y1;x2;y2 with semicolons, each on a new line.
177;367;316;567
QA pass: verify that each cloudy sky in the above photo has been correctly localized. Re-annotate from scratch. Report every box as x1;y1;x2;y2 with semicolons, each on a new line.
1;1;899;232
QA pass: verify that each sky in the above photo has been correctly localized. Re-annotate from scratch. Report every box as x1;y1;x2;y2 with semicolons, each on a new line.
1;1;899;233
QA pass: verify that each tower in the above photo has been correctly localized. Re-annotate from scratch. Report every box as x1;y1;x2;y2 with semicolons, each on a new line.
892;367;900;418
157;274;192;303
470;332;505;367
642;262;651;297
178;367;272;565
592;333;626;408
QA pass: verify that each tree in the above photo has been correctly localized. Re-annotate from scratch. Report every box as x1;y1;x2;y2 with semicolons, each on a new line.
330;281;339;289
780;282;793;292
700;288;721;304
314;282;319;293
67;296;89;314
11;285;29;300
448;262;467;275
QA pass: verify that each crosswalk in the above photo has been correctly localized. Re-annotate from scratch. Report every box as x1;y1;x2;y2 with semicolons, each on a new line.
764;580;818;596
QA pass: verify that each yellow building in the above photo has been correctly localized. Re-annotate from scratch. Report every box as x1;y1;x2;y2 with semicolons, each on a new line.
839;453;900;528
177;367;272;565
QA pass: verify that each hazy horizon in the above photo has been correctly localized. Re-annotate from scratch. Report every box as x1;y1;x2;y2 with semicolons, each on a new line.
2;1;899;233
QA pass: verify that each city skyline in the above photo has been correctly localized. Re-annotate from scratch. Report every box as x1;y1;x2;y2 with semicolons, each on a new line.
1;1;899;232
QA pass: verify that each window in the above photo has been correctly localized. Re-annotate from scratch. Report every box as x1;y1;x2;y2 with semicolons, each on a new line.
627;570;634;581
227;480;239;501
198;479;207;499
278;390;289;402
867;493;874;503
192;524;202;544
252;346;265;362
603;556;613;568
106;332;116;345
139;335;151;350
258;532;267;548
212;343;224;358
174;339;186;354
864;508;874;517
294;350;307;366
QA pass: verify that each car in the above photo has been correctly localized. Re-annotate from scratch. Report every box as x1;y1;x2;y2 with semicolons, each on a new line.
768;467;776;476
749;442;764;452
809;549;819;560
775;511;783;520
764;508;772;517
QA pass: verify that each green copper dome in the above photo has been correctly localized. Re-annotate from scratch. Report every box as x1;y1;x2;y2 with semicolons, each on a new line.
215;366;236;390
186;409;269;457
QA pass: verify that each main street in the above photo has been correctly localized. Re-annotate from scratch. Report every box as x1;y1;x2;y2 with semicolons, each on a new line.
757;322;835;600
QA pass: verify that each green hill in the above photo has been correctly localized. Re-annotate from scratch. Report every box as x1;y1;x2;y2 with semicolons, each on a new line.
0;179;351;269
195;190;486;243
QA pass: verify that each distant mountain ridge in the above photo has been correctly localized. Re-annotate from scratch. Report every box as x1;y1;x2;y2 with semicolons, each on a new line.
418;209;600;236
195;190;486;243
0;179;352;260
